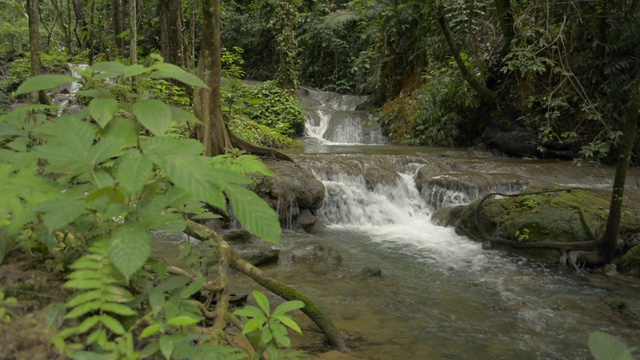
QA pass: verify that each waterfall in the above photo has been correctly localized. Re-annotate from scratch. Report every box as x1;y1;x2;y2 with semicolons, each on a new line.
298;87;388;145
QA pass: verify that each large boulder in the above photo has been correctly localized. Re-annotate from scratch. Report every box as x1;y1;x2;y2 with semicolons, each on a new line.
453;189;640;262
257;159;326;233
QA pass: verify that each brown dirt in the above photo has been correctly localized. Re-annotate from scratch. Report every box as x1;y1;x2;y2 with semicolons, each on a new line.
0;252;68;360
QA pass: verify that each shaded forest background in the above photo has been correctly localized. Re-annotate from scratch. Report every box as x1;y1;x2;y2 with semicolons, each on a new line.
1;0;639;162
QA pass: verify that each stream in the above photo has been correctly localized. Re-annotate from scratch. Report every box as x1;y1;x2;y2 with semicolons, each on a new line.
156;87;640;359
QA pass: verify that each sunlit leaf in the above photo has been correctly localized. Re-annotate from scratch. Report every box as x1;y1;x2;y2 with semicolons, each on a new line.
253;291;270;315
89;98;117;128
226;185;281;243
108;223;151;281
152;63;209;88
588;331;634;360
14;75;78;96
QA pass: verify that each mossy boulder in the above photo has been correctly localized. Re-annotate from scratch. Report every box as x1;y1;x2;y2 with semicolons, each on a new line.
454;188;640;262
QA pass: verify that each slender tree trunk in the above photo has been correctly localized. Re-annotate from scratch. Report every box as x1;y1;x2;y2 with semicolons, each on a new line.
159;0;186;67
129;0;137;64
112;0;125;58
73;0;87;51
27;0;49;105
598;75;640;260
88;0;95;65
195;0;230;156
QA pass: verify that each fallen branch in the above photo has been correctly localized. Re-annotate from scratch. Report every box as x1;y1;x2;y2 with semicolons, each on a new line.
185;220;347;351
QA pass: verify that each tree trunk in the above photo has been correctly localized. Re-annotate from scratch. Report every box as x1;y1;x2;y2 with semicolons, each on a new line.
159;0;186;67
88;0;95;65
111;0;125;58
195;0;229;156
27;0;49;105
129;0;137;64
73;0;87;51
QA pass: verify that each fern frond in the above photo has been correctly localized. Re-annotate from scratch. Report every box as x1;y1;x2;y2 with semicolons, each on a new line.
323;10;359;28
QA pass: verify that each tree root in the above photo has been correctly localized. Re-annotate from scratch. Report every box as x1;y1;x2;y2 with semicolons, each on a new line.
184;220;347;351
229;127;294;162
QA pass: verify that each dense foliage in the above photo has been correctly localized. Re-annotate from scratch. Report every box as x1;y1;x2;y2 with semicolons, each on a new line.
0;61;307;358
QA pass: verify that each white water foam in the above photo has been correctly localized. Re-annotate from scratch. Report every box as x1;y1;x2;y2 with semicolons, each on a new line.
315;170;497;271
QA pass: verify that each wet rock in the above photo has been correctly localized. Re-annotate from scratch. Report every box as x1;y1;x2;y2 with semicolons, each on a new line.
417;171;529;209
297;209;324;234
361;267;382;277
286;244;343;267
617;244;640;275
431;205;466;227
256;159;325;233
223;229;280;266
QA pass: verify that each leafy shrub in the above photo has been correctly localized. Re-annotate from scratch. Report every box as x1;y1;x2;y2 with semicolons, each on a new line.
380;65;479;146
0;60;285;358
229;116;302;149
0;52;69;96
225;81;306;137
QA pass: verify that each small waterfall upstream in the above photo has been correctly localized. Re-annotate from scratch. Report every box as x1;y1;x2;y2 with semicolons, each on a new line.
279;88;640;359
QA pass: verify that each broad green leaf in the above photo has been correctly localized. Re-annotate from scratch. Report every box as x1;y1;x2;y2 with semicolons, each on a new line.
141;136;204;160
91;61;127;75
159;336;175;359
148;287;165;311
100;314;126;335
170;106;201;124
139;323;163;339
167;315;199;326
85;186;124;205
226;185;281;243
156;155;226;209
7;137;29;152
233;306;264;319
100;118;139;149
89;98;118;128
108;223;151;281
273;314;302;334
262;327;273;343
588;331;634;360
133;99;172;136
155;275;189;292
242;317;266;334
63;279;101;290
152;63;209;88
180;277;206;299
14;74;78;96
35;115;95;155
72;315;101;335
272;300;305;317
115;150;154;196
36;198;86;232
72;351;111;360
77;88;112;98
123;64;150;78
252;291;270;315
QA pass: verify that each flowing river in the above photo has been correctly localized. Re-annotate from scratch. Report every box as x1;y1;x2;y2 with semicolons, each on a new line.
157;87;640;359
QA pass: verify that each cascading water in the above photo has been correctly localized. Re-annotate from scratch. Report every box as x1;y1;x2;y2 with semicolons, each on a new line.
298;87;388;145
285;90;640;359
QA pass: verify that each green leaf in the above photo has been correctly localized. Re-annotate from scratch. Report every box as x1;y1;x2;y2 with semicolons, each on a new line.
210;154;274;176
272;300;304;317
108;223;151;282
14;75;79;96
167;315;200;326
180;277;206;299
89;98;118;128
133;99;172;136
124;64;150;78
100;118;139;150
140;323;163;339
36;199;86;232
226;185;281;243
233;306;265;319
141;136;204;160
156;155;226;209
159;336;175;359
270;321;290;347
273;314;302;334
77;88;112;99
148;287;165;311
101;302;138;316
115;150;154;196
65;300;101;319
242;317;266;334
152;63;209;88
100;314;126;335
170;106;201;124
91;61;127;75
262;326;273;344
252;291;270;315
589;331;634;360
65;290;102;308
